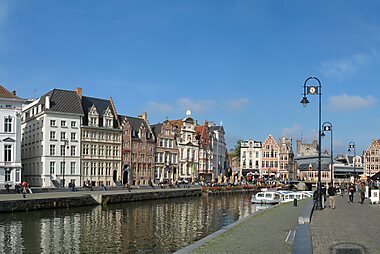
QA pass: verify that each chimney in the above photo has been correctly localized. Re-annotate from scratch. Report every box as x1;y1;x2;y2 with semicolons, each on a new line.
75;87;82;100
45;96;50;109
12;90;16;96
140;112;148;121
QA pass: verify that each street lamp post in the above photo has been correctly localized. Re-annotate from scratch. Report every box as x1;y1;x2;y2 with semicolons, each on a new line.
322;122;334;185
300;76;323;210
348;142;356;181
62;139;69;188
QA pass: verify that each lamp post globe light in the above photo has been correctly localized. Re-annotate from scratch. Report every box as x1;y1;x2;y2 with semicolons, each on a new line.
321;122;334;185
300;77;323;210
348;142;356;181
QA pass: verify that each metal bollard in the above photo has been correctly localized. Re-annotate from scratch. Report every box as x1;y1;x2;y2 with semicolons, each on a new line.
294;198;298;206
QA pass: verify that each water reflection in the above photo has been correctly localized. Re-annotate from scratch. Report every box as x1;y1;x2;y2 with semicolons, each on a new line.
0;193;270;253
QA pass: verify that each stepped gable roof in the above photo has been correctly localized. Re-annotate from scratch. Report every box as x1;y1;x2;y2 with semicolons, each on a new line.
0;85;22;99
82;96;117;127
196;125;210;146
41;89;84;114
151;123;163;138
119;114;154;141
119;115;146;130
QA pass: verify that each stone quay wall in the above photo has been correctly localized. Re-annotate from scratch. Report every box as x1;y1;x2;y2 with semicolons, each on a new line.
0;188;202;213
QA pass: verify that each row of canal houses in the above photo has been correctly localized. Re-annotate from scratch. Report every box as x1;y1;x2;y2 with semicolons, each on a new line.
0;86;226;188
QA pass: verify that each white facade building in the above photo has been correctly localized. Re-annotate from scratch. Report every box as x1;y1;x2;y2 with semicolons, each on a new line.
0;86;24;189
209;124;227;180
21;89;84;187
240;140;262;176
172;110;199;182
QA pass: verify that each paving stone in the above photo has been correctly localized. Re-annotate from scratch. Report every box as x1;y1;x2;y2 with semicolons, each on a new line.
311;195;379;254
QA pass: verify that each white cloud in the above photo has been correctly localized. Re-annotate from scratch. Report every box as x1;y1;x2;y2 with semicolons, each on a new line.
144;102;174;114
328;94;376;111
226;98;251;110
177;97;217;113
320;54;371;80
282;124;302;139
143;97;250;117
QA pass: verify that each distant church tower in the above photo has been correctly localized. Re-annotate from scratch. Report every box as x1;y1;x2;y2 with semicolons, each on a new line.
296;138;319;157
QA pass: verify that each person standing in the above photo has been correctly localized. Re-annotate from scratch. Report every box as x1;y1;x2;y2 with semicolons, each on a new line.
21;181;27;198
359;182;366;204
327;183;337;209
348;183;356;203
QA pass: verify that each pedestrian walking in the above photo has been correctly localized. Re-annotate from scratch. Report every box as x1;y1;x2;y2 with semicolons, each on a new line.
21;181;27;198
348;183;356;203
359;182;366;204
327;183;337;209
148;179;155;189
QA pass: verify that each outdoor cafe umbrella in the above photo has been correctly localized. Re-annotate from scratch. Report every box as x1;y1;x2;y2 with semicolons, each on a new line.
370;171;380;181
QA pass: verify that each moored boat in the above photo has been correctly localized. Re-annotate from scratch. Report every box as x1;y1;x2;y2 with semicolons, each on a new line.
251;191;281;204
278;190;313;203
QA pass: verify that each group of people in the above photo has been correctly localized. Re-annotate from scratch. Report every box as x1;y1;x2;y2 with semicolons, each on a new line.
321;181;367;209
14;181;31;198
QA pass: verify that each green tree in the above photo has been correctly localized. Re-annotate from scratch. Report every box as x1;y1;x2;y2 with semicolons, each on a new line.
232;139;242;158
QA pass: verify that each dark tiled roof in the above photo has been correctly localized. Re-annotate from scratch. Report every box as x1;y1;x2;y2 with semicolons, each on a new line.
151;123;163;138
41;89;84;114
210;125;224;132
119;115;154;140
0;85;23;100
82;96;118;128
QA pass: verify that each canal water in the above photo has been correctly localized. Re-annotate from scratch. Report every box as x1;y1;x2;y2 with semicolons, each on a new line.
0;193;270;253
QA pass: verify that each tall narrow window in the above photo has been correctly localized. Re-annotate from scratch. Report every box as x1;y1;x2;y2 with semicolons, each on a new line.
61;132;66;140
50;161;55;174
4;144;11;162
71;145;76;156
4;117;12;132
50;145;55;156
5;169;10;181
61;145;66;156
71;162;76;174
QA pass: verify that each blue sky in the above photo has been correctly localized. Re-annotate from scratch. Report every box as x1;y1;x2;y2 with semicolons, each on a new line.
1;0;380;155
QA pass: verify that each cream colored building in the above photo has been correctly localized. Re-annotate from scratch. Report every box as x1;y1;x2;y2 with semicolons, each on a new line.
77;88;122;187
364;139;380;176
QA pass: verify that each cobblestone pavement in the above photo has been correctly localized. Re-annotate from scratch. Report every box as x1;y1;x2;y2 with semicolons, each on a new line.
311;194;380;254
186;200;309;254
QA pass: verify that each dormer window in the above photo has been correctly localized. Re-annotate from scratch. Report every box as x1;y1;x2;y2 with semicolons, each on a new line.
103;107;113;128
89;117;96;126
88;105;99;127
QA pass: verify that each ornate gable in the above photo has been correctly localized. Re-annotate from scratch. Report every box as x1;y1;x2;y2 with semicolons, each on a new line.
103;107;114;128
88;104;99;126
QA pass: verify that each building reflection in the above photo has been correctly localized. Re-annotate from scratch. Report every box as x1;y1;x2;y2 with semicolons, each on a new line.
0;193;262;253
